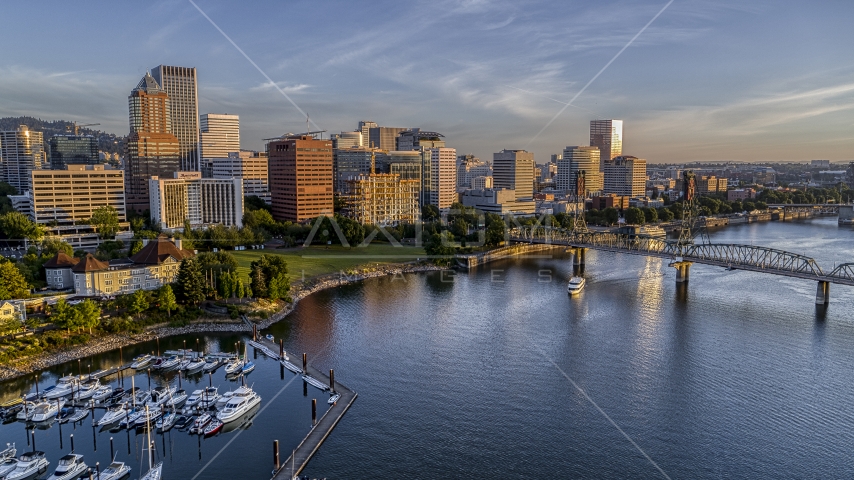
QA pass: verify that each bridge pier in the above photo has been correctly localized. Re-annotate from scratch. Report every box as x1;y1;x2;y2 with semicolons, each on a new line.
572;247;586;267
815;281;830;305
672;261;692;283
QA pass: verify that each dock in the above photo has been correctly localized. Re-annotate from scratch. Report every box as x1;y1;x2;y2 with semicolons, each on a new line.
248;336;358;480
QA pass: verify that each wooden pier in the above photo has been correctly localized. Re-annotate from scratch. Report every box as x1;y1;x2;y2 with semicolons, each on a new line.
249;337;358;480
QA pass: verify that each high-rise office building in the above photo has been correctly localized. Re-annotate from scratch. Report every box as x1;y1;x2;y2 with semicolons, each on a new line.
125;72;181;212
0;125;45;193
149;171;243;231
374;151;423;197
430;147;457;209
604;156;646;197
268;135;334;222
345;173;420;226
590;120;623;169
333;147;381;194
331;131;362;149
358;121;377;148
558;146;602;195
457;154;490;188
396;130;445;152
212;151;270;203
151;65;200;171
368;127;406;150
48;135;98;170
493;149;535;201
200;113;239;158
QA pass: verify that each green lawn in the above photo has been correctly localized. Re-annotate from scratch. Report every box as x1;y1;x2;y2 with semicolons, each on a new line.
230;244;427;283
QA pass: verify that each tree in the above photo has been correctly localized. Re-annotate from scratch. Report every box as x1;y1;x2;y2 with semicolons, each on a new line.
421;204;440;222
243;208;276;229
0;211;45;245
128;289;150;319
52;298;82;332
603;207;619;226
157;285;177;317
268;273;290;300
175;258;206;305
250;265;267;299
0;261;31;300
657;207;675;222
75;299;101;334
642;207;658;224
625;207;646;225
89;205;121;239
250;254;290;300
0;315;19;336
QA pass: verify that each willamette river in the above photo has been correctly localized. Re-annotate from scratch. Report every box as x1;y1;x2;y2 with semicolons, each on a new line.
2;217;854;479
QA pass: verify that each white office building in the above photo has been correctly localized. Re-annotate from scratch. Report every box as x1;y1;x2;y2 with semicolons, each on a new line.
149;172;243;231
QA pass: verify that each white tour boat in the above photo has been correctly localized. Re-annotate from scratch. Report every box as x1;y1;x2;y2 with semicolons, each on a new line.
216;386;261;424
567;276;586;295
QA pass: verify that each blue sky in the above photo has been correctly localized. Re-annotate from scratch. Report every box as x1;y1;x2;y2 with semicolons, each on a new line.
1;0;853;163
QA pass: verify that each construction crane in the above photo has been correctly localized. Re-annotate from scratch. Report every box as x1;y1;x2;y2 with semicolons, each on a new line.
66;121;100;135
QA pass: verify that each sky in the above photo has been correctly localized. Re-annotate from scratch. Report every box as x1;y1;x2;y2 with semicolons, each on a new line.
1;0;853;164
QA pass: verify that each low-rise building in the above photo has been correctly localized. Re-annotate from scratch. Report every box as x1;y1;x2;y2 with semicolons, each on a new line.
727;188;756;201
65;237;194;297
590;194;630;210
43;252;80;290
461;188;536;215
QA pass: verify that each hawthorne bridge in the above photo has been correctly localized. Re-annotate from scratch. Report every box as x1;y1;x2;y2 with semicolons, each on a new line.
509;225;854;304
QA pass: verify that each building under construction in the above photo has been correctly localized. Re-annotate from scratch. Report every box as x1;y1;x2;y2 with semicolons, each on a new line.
345;173;420;226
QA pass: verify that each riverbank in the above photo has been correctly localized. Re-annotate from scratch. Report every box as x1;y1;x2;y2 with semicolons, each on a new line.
0;262;448;381
0;244;558;382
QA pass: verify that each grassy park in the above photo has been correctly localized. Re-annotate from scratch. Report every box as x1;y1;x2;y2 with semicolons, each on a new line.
230;243;428;283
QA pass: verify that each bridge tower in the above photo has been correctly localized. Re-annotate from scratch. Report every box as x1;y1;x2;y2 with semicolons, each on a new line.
571;170;588;234
670;171;709;282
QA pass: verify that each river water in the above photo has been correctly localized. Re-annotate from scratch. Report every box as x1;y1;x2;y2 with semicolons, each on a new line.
2;217;854;479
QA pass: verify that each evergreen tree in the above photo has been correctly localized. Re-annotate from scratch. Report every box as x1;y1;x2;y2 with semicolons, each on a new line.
250;265;267;299
175;258;206;305
0;260;31;300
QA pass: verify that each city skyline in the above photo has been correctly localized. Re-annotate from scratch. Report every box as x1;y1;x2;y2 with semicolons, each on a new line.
0;1;852;163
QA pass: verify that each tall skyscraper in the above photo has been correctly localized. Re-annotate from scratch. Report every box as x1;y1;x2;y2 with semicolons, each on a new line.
493;149;535;201
590;120;623;169
200;113;239;158
430;147;457;209
48;135;98;170
559;146;602;195
368;126;406;150
151;65;200;171
604;156;646;197
0;125;45;193
268;135;333;222
125;72;180;212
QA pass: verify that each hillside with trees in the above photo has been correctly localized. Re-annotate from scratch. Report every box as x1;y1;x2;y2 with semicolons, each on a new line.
0;116;124;155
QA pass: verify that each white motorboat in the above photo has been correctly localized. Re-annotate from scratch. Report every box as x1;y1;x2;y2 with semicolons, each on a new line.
155;356;180;371
328;393;341;404
216;386;261;424
31;400;64;423
118;408;144;429
97;461;131;480
44;376;79;400
184;389;205;409
0;443;15;462
45;453;87;480
201;357;220;372
155;412;178;432
197;387;219;409
3;451;49;480
184;357;205;372
224;360;242;375
302;375;329;391
166;389;187;408
15;402;37;421
0;458;17;478
149;386;176;407
131;354;154;369
74;380;100;400
95;404;128;427
567;276;586;295
65;408;89;424
177;359;191;371
91;385;113;403
214;390;235;410
134;408;162;429
189;413;212;434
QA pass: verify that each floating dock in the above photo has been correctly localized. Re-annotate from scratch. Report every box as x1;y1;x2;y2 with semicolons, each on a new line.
248;336;357;480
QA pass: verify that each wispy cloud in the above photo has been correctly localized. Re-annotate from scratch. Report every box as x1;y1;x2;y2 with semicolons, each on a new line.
249;81;311;94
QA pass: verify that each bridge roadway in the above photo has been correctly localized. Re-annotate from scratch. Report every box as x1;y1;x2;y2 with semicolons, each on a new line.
510;226;854;303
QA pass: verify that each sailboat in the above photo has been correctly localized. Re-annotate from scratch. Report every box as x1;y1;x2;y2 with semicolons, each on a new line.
138;404;163;480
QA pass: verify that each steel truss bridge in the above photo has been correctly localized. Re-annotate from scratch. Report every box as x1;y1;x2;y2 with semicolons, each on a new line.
509;226;854;302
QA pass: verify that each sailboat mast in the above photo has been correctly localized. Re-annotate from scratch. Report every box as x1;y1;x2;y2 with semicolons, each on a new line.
146;404;153;470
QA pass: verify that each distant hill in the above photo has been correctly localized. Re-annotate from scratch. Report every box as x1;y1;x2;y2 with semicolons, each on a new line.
0;116;125;155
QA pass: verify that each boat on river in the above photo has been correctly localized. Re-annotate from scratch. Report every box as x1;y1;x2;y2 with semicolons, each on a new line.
3;451;49;480
131;354;154;369
45;453;87;480
216;386;261;424
567;276;585;295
